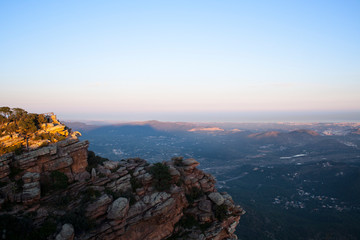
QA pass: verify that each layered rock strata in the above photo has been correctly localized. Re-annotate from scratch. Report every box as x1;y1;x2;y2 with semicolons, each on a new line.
0;138;244;240
0;136;89;205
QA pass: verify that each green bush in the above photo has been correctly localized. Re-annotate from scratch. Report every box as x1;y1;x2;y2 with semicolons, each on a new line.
178;214;199;229
150;162;172;191
34;133;65;143
214;204;228;221
199;222;212;232
86;151;108;172
35;133;51;140
172;156;184;166
50;171;69;190
15;178;24;193
0;107;50;137
97;172;106;178
105;187;122;199
29;218;57;240
0;214;33;240
105;188;136;206
0;143;23;156
186;187;204;204
81;188;101;203
176;179;183;187
121;190;136;205
52;133;66;142
130;175;143;192
0;215;56;240
37;114;48;125
14;145;24;155
60;208;94;234
0;181;8;188
1;201;15;211
55;194;73;207
9;165;23;180
41;171;69;195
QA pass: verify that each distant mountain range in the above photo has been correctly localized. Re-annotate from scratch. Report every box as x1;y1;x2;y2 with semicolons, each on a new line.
66;120;360;137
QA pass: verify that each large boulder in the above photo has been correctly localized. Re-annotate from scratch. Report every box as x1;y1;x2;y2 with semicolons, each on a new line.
208;192;224;206
86;194;113;219
55;224;74;240
107;197;129;219
103;161;120;170
199;199;212;213
182;158;199;167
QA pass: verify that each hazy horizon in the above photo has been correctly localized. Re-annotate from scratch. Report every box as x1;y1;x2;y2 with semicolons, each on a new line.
58;110;360;124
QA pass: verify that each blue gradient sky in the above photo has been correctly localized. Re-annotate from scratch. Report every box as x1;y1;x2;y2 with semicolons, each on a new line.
1;1;359;122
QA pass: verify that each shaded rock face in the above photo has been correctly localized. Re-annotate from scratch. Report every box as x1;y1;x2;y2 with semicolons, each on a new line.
86;194;113;219
107;197;129;219
81;158;244;240
0;139;244;240
0;137;89;205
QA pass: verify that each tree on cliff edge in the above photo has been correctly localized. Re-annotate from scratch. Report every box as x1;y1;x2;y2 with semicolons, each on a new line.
0;107;12;119
18;114;38;149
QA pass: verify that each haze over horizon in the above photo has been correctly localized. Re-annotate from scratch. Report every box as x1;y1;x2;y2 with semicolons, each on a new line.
60;110;360;123
1;1;359;122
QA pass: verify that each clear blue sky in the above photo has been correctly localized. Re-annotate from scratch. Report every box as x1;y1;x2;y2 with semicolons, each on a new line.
1;0;359;122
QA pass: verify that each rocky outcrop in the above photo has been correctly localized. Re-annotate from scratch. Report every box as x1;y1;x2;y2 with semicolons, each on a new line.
0;136;89;205
0;136;244;240
0;157;10;179
107;197;129;219
0;114;75;151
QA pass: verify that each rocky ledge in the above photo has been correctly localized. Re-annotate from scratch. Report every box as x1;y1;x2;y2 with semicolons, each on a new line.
0;138;244;240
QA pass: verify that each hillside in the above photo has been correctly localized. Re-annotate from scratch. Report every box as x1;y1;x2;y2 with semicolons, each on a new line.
0;113;244;240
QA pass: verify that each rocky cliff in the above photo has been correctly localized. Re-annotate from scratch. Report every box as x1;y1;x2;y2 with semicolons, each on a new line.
0;125;244;239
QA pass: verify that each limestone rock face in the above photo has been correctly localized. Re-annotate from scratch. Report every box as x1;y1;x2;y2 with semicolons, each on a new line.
70;142;89;173
22;172;40;183
0;136;89;206
86;194;113;219
103;161;120;170
0;158;10;179
107;197;129;219
43;157;74;171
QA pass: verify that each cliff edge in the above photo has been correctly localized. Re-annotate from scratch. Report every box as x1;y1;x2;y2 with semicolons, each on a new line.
0;117;244;240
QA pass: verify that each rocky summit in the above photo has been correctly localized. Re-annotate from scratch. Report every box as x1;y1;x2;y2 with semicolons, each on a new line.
0;117;244;240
